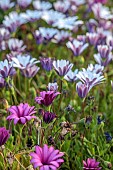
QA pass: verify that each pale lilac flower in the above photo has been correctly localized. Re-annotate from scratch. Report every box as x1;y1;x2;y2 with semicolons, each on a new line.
8;38;26;52
92;3;112;20
83;158;102;170
0;59;16;78
35;91;60;107
42;10;65;25
86;32;100;47
53;16;83;30
30;144;64;169
66;39;88;56
97;45;112;58
0;0;15;10
87;64;104;74
20;10;42;22
33;0;52;10
64;69;78;82
76;64;105;91
76;82;89;98
17;0;32;8
34;27;58;44
40;57;53;71
7;103;36;124
54;0;70;13
94;45;113;66
21;65;40;78
53;59;73;76
0;27;10;42
11;54;39;69
52;30;72;44
0;127;10;146
47;82;58;92
3;11;26;32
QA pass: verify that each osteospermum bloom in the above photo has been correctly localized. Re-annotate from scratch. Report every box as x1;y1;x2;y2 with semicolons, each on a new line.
30;144;64;169
8;38;26;53
7;103;36;124
35;91;60;107
0;0;15;11
0;59;16;78
40;57;53;71
17;0;32;8
53;59;73;76
41;110;56;123
64;69;78;82
66;39;88;56
76;82;89;98
11;54;39;69
47;82;58;92
0;127;10;146
83;158;102;170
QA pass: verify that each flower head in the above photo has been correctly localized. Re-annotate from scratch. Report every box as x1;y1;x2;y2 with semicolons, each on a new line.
64;69;78;82
47;82;58;92
66;39;88;56
42;10;65;25
33;0;52;10
41;110;56;123
53;0;70;14
94;45;113;66
53;59;73;76
21;65;40;78
52;30;72;44
11;54;39;69
7;103;36;124
40;57;53;71
53;16;83;30
0;59;16;78
0;0;15;10
17;0;32;8
3;11;26;32
76;64;105;91
30;144;64;169
35;91;60;107
76;82;89;98
83;158;102;170
21;10;42;22
8;38;26;53
0;127;10;146
34;27;58;44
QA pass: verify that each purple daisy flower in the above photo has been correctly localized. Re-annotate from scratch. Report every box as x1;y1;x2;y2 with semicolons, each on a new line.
7;103;36;124
0;127;10;146
35;91;60;107
40;57;53;72
83;158;102;170
41;110;56;123
30;144;64;169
